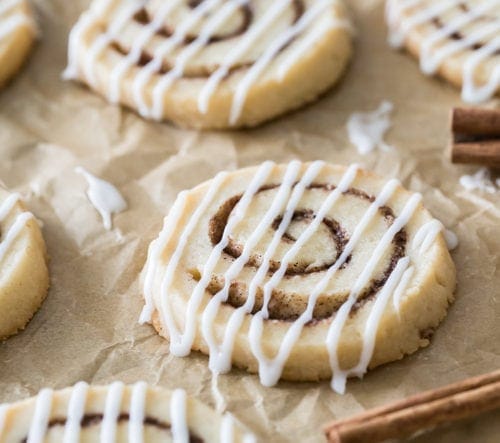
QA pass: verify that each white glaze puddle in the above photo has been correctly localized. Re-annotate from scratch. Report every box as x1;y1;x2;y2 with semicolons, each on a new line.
460;167;498;194
75;167;127;230
347;101;394;155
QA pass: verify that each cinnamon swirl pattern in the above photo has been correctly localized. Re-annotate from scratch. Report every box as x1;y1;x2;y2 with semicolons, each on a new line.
63;0;353;129
140;162;456;394
0;189;49;340
0;0;36;89
0;382;256;442
386;0;500;103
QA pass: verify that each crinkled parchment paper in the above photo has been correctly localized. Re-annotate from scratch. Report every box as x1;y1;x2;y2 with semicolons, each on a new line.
0;0;499;441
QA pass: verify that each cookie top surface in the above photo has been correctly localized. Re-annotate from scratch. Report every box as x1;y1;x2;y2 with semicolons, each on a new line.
386;0;500;102
64;0;353;128
0;382;256;442
141;161;456;393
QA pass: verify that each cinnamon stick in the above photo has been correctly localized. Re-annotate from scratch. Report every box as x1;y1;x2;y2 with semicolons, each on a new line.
449;107;500;167
324;369;500;443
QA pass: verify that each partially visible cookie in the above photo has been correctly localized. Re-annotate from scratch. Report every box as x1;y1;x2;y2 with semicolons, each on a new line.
63;0;353;129
0;189;49;340
386;0;500;103
0;382;256;442
0;0;36;89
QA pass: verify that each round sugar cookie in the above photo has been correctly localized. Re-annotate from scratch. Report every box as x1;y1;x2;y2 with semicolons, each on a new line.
0;189;49;340
0;382;256;442
0;0;36;89
386;0;500;103
140;161;456;393
63;0;353;129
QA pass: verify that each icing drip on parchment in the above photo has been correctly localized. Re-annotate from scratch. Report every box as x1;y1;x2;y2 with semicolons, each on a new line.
347;101;394;155
142;161;455;393
0;382;253;442
0;0;35;42
75;166;127;231
386;0;500;103
64;0;350;125
460;167;499;193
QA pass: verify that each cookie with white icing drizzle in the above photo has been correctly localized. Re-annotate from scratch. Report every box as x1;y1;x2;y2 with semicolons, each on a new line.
386;0;500;103
141;161;456;393
0;188;49;340
0;0;36;89
0;382;256;442
63;0;353;129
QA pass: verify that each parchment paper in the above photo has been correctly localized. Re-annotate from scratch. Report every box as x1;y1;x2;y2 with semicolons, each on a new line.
1;1;499;441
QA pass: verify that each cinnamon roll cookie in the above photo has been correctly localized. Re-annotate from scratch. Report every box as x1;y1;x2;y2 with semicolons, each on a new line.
0;382;256;442
0;189;49;340
140;161;456;393
386;0;500;103
0;0;36;89
63;0;353;129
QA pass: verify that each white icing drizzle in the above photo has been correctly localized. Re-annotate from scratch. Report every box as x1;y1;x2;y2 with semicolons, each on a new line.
347;101;393;155
220;413;235;443
63;0;116;80
386;0;500;103
229;0;336;124
460;167;498;193
248;176;400;387
108;0;184;104
444;228;459;250
151;0;249;120
84;2;144;88
170;389;189;443
100;381;124;443
27;388;53;443
144;171;229;328
133;0;223;117
392;264;415;314
202;160;305;374
162;162;274;357
211;373;227;413
129;381;148;443
0;193;35;264
0;0;35;42
198;0;296;114
75;166;127;231
63;381;89;443
65;0;346;124
327;192;423;393
140;191;191;324
0;404;7;437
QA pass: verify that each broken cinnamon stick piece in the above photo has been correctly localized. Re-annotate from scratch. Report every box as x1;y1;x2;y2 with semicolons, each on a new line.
324;368;500;443
450;107;500;167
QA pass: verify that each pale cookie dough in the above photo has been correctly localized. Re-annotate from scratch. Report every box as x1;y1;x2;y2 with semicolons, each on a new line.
0;189;49;340
386;0;500;103
64;0;353;129
140;161;456;393
0;0;36;89
0;382;256;442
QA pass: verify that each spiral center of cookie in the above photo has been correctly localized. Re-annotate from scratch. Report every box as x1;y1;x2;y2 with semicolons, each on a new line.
206;184;407;321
